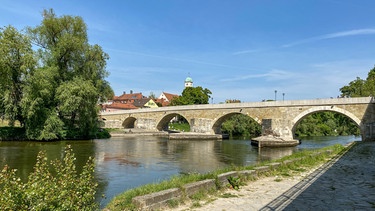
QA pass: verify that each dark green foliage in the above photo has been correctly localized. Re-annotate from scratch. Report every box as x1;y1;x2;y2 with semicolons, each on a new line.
221;114;261;138
295;112;360;137
170;86;212;105
0;127;26;140
0;145;98;210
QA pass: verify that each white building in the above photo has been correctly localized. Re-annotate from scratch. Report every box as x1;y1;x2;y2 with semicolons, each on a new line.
184;76;193;88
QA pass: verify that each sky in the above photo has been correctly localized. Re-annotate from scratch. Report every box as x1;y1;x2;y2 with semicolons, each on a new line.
1;0;375;103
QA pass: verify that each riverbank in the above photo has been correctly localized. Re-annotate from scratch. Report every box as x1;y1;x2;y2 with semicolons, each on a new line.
167;141;375;210
104;143;349;210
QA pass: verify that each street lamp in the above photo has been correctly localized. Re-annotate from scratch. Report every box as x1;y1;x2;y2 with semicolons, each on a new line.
274;90;277;101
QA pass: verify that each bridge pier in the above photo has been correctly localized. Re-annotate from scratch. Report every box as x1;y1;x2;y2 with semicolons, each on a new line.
190;118;214;134
135;118;157;130
363;122;375;141
252;119;300;147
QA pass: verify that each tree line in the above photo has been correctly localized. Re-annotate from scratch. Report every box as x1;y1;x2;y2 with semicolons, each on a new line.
0;9;113;140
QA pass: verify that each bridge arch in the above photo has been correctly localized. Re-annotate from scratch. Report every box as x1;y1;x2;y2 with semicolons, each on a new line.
156;113;190;131
122;117;137;128
291;106;361;137
212;112;261;134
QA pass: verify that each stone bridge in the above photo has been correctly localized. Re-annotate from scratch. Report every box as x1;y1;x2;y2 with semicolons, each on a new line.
100;97;375;141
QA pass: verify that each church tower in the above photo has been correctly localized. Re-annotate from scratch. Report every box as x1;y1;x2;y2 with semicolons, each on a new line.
184;75;193;88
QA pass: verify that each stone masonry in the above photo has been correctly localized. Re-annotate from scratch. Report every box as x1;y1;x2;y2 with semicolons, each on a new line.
101;97;375;141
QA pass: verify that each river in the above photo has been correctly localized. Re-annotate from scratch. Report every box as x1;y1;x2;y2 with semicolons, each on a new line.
0;135;360;207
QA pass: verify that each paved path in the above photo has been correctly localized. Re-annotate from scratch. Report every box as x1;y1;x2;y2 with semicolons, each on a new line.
170;142;375;211
276;142;375;210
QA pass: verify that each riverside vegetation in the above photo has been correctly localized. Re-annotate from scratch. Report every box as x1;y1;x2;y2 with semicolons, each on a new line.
0;9;113;141
105;144;347;210
0;146;98;210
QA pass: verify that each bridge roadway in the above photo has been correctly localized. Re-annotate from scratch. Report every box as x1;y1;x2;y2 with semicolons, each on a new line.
100;97;375;142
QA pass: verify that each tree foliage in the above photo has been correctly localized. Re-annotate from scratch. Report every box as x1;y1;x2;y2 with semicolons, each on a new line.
221;114;261;138
0;146;98;210
294;111;360;137
170;86;212;105
0;9;113;140
0;26;35;126
340;66;375;97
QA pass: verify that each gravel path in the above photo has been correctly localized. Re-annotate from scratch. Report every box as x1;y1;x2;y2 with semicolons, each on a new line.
169;142;375;211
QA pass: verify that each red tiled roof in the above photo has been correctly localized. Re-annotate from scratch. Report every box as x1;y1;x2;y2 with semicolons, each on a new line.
155;98;171;107
106;102;138;110
113;92;145;101
162;92;178;102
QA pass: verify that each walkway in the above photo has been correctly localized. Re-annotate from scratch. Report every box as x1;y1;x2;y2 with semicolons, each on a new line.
171;142;375;210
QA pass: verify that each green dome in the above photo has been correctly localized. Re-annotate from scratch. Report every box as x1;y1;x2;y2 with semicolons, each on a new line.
185;77;193;82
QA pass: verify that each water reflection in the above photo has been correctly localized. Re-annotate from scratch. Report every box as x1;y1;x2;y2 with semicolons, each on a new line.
0;135;360;207
257;147;295;161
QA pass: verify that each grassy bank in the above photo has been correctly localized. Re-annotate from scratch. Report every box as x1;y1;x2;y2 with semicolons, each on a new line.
105;143;350;210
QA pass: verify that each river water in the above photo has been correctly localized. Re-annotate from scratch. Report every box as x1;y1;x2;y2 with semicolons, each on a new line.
0;135;360;207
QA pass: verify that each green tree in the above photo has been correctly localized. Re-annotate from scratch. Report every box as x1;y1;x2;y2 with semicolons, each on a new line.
20;9;111;140
221;114;261;138
340;66;375;97
170;86;212;105
0;26;35;126
294;111;360;137
363;66;375;96
21;66;62;140
56;77;99;137
340;77;366;97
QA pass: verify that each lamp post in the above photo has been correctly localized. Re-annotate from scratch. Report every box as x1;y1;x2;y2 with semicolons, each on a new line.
274;90;277;101
283;93;285;101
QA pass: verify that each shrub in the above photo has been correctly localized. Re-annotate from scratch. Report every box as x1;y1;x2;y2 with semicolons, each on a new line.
0;145;98;210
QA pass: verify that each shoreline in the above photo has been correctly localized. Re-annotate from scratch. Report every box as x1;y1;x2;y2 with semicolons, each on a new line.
168;166;321;211
166;141;375;210
105;143;350;210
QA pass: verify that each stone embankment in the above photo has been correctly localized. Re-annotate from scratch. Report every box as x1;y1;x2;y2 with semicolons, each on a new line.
130;148;338;210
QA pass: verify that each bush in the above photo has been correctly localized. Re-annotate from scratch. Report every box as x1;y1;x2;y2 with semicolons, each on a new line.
0;145;98;210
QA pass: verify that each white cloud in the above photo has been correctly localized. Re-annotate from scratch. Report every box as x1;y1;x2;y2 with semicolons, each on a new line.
282;28;375;48
220;69;295;82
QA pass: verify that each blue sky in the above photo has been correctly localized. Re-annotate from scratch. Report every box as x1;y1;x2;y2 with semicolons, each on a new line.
1;0;375;103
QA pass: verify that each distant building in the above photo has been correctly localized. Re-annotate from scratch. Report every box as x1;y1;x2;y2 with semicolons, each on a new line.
113;90;146;104
133;98;158;108
184;76;193;88
102;76;185;111
104;102;138;111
